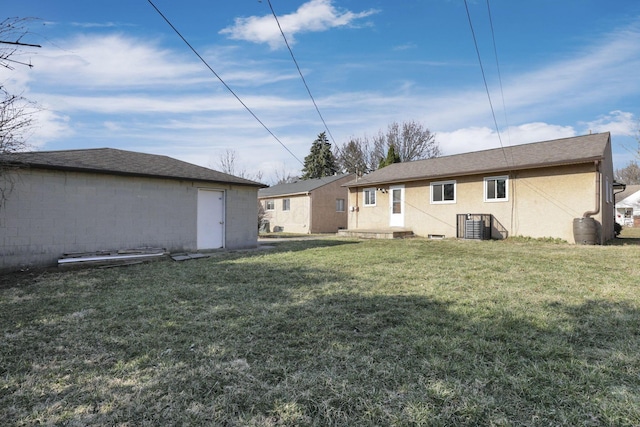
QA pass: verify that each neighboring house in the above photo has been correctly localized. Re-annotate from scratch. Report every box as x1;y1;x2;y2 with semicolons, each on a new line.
258;174;354;233
0;148;266;271
615;184;640;227
343;133;615;244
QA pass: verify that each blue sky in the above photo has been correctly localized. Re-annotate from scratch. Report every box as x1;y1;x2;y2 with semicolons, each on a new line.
3;0;640;183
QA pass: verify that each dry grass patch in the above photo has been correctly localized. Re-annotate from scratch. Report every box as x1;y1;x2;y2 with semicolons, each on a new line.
1;238;639;426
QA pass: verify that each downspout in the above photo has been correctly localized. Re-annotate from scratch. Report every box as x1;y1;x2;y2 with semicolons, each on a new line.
583;160;601;218
354;187;359;229
354;172;359;230
307;191;312;234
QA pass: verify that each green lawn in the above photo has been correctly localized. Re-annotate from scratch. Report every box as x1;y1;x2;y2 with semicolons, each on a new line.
1;237;639;426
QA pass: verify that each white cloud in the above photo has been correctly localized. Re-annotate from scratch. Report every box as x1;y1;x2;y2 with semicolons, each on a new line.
71;22;128;29
436;123;577;155
32;34;204;88
580;111;637;136
499;22;640;118
219;0;378;49
28;109;74;148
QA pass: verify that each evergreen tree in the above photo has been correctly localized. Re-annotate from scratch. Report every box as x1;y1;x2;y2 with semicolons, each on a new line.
378;144;401;169
301;132;338;179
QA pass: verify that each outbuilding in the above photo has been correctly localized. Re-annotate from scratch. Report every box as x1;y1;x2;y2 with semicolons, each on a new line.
0;148;266;271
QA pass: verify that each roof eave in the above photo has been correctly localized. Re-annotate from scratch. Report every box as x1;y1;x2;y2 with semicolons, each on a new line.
258;190;310;198
345;157;604;188
7;161;267;188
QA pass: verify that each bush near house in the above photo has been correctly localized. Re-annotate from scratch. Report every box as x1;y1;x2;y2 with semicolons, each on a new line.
1;238;639;425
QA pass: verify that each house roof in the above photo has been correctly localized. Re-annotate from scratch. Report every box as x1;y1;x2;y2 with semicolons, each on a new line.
615;184;640;204
1;148;266;187
345;132;611;188
259;173;353;198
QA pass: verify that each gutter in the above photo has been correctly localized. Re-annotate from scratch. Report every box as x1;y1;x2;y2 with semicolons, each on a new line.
7;161;267;188
344;158;604;189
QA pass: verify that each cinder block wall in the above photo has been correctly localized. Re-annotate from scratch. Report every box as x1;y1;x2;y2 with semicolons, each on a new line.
0;169;258;270
225;186;259;249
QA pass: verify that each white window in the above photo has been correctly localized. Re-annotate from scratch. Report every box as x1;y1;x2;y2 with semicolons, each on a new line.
265;200;275;211
282;199;290;211
336;198;345;212
363;188;376;206
484;176;508;202
431;180;456;204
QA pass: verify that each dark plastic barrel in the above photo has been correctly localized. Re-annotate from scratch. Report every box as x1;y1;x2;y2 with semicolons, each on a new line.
573;217;598;245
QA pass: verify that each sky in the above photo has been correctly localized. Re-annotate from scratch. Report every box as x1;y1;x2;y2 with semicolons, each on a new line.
2;0;640;183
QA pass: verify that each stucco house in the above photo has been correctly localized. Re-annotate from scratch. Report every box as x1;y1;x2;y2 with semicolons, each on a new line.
0;148;266;271
258;173;354;234
615;184;640;227
343;133;615;244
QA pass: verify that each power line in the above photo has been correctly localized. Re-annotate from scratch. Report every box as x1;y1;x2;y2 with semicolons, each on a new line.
0;40;41;48
463;0;509;168
485;0;512;153
146;0;304;167
266;0;338;147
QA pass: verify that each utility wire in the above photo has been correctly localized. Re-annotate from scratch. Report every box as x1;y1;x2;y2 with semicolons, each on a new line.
463;0;509;168
146;0;304;167
485;0;517;228
266;0;338;147
485;0;512;153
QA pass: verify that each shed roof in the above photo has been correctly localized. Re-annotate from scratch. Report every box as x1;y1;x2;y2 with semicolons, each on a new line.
346;133;611;188
1;148;266;187
259;173;353;198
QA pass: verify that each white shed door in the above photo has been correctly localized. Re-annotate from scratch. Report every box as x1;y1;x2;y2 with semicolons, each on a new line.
197;189;224;249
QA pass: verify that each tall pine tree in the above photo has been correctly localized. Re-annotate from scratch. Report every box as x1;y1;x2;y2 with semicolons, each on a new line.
378;144;401;169
301;132;338;179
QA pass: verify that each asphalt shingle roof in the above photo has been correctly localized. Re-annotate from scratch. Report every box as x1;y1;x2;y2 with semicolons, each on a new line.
259;174;352;198
346;133;611;187
616;184;640;202
1;148;266;187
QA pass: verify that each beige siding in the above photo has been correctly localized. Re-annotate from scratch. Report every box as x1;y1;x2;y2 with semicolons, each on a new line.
263;194;311;233
309;175;351;232
0;168;258;270
348;162;614;243
260;174;352;233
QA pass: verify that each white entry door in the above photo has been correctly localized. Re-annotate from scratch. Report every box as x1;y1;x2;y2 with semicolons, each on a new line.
197;189;224;249
389;185;404;227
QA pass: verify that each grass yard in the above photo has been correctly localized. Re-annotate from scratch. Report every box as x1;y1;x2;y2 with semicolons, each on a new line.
1;237;640;426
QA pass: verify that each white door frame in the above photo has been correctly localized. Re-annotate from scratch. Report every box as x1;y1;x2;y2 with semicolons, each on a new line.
389;185;405;227
197;189;225;249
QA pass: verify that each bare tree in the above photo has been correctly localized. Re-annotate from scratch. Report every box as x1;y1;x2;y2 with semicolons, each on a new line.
215;148;263;182
1;17;40;155
615;161;640;185
1;18;41;206
272;165;299;185
336;120;440;174
1;89;36;155
335;137;371;175
1;18;41;69
382;121;440;163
